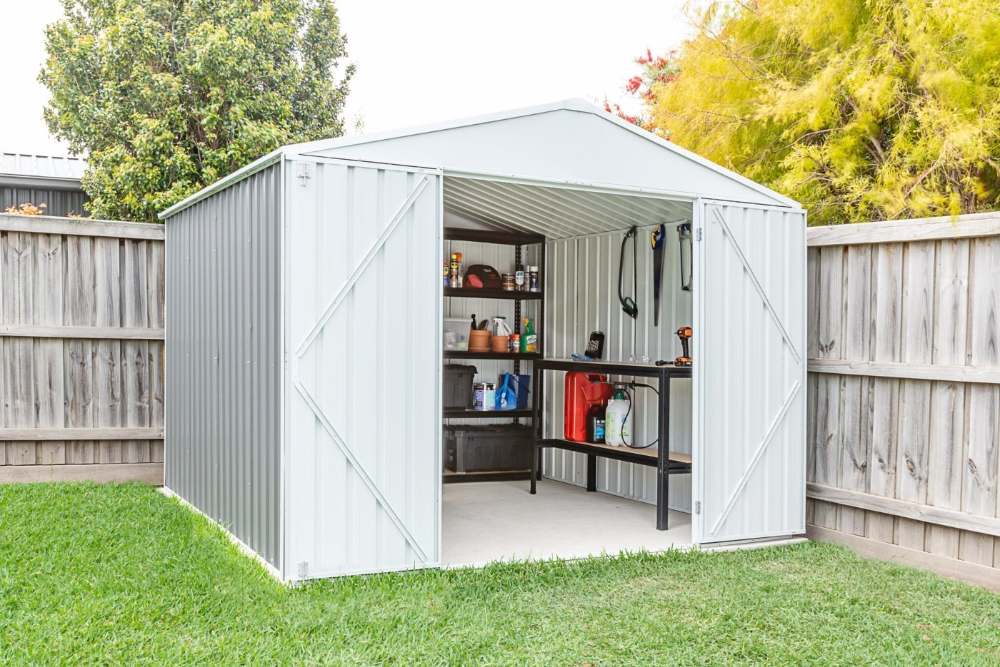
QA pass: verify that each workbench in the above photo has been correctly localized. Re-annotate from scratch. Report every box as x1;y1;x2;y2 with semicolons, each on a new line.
529;358;693;530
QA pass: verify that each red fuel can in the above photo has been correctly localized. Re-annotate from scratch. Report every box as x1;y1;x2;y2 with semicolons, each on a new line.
564;372;612;442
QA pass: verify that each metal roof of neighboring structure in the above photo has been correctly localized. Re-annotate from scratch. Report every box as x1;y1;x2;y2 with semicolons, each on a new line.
0;152;87;189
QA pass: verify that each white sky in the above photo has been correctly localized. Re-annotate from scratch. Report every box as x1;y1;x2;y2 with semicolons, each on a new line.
0;0;691;157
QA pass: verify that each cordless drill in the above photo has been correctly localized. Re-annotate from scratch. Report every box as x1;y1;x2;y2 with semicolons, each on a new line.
674;326;692;366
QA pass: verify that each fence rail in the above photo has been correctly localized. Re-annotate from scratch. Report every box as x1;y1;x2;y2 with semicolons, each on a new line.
0;213;165;484
806;211;1000;582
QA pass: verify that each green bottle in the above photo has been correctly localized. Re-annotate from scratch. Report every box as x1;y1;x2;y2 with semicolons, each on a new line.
521;317;538;353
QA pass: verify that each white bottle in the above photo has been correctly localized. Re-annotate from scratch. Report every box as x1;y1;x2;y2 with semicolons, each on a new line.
604;386;633;447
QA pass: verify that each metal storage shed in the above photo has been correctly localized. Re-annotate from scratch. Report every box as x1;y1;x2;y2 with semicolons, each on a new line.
160;99;807;582
1;152;88;217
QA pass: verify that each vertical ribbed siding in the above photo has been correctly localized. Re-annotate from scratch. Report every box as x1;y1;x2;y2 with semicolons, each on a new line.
283;159;441;580
694;201;807;544
164;162;283;571
0;186;87;218
542;223;694;510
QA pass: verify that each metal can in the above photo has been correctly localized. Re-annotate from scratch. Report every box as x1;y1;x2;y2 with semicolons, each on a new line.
509;334;520;353
502;273;515;291
473;382;495;411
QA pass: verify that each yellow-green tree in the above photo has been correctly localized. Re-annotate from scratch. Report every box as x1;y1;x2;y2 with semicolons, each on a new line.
636;0;1000;224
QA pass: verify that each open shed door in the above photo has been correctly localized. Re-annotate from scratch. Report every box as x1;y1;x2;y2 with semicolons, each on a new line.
692;200;807;545
284;157;443;579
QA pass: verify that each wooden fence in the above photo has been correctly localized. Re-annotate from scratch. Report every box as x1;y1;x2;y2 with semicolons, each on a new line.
806;211;1000;588
0;214;164;484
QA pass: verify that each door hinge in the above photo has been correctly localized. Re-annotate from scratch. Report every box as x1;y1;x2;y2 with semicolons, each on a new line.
695;228;703;242
296;162;312;185
297;561;309;579
694;501;701;515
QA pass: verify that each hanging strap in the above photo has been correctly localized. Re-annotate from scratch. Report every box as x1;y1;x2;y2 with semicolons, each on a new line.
618;226;639;320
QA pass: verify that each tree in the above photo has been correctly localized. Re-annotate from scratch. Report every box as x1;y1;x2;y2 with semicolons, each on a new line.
41;0;353;222
628;0;1000;225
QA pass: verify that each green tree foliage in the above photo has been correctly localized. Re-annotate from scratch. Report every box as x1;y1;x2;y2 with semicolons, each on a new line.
41;0;353;222
633;0;1000;224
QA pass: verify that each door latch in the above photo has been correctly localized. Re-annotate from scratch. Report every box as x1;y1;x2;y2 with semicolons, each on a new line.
296;162;312;185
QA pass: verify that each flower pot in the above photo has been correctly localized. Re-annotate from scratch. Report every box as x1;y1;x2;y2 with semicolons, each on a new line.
491;335;509;353
469;329;491;352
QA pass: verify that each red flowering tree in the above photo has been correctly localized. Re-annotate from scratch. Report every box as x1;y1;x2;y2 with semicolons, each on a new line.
604;49;680;135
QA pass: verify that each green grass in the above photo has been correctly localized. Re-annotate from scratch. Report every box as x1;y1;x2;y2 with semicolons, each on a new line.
1;484;998;665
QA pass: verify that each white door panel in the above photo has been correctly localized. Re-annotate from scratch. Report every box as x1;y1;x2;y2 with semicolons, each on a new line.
284;159;442;579
693;200;807;544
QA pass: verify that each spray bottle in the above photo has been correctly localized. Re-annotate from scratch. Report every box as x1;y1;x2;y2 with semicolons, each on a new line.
521;317;539;353
604;383;633;447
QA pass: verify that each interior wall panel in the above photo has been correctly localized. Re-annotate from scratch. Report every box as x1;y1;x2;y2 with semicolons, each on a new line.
542;221;694;510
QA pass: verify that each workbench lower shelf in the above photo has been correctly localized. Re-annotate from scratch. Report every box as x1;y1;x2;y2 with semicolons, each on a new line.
442;469;531;483
536;439;691;470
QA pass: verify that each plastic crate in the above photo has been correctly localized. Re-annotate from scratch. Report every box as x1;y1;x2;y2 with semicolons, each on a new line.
443;424;532;473
443;364;477;409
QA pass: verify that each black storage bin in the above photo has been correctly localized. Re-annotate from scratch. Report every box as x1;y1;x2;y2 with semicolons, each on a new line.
444;424;532;473
443;364;477;409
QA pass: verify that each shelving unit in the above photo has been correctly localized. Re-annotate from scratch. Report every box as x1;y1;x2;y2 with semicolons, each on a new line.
444;351;541;361
444;408;534;419
444;288;542;301
442;227;545;484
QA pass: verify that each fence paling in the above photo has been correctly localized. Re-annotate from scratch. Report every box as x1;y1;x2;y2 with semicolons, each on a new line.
806;212;1000;574
0;214;165;483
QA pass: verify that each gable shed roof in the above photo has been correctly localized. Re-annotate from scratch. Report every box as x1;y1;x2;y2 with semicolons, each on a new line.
292;99;796;208
162;99;797;220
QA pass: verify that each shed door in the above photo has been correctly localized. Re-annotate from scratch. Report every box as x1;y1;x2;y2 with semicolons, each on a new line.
284;158;442;579
692;200;807;545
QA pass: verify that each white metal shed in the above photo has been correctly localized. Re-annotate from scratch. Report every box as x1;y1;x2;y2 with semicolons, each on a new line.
161;99;807;582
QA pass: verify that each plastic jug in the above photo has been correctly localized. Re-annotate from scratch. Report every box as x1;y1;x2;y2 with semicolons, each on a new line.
564;373;611;442
605;385;633;447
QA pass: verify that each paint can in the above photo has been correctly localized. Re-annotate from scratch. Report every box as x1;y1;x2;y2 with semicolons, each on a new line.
473;382;496;411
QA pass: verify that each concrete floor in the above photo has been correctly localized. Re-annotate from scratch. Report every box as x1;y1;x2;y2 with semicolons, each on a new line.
442;479;692;566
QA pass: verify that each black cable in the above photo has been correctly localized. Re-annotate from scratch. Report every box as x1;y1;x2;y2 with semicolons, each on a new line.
623;384;659;449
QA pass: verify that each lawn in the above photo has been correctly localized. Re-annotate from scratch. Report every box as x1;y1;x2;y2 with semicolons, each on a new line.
1;483;998;665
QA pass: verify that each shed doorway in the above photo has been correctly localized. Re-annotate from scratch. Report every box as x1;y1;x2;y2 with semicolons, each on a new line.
438;176;698;566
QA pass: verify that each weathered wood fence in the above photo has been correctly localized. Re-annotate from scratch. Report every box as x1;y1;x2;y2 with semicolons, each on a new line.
806;211;1000;587
0;214;164;484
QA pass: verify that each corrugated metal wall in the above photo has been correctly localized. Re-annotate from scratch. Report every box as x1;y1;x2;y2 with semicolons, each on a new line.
694;201;807;543
283;159;442;579
1;186;87;218
164;162;284;571
542;222;694;510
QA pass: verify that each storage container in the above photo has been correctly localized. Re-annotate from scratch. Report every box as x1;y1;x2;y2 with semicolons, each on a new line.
443;424;532;473
443;364;477;409
443;317;472;350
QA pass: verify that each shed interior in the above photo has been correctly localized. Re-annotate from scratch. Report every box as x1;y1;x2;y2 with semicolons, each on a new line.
439;175;696;564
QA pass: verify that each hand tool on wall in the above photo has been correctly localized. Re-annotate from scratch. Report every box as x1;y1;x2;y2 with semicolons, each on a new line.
618;226;638;320
677;222;693;292
674;326;692;366
650;223;666;326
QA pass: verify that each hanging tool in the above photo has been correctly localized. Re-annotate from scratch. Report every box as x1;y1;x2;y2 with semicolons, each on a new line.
650;223;666;326
618;226;638;320
674;326;692;366
677;222;692;291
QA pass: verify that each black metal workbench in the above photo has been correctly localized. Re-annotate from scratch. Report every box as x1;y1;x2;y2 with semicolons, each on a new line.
530;358;693;530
